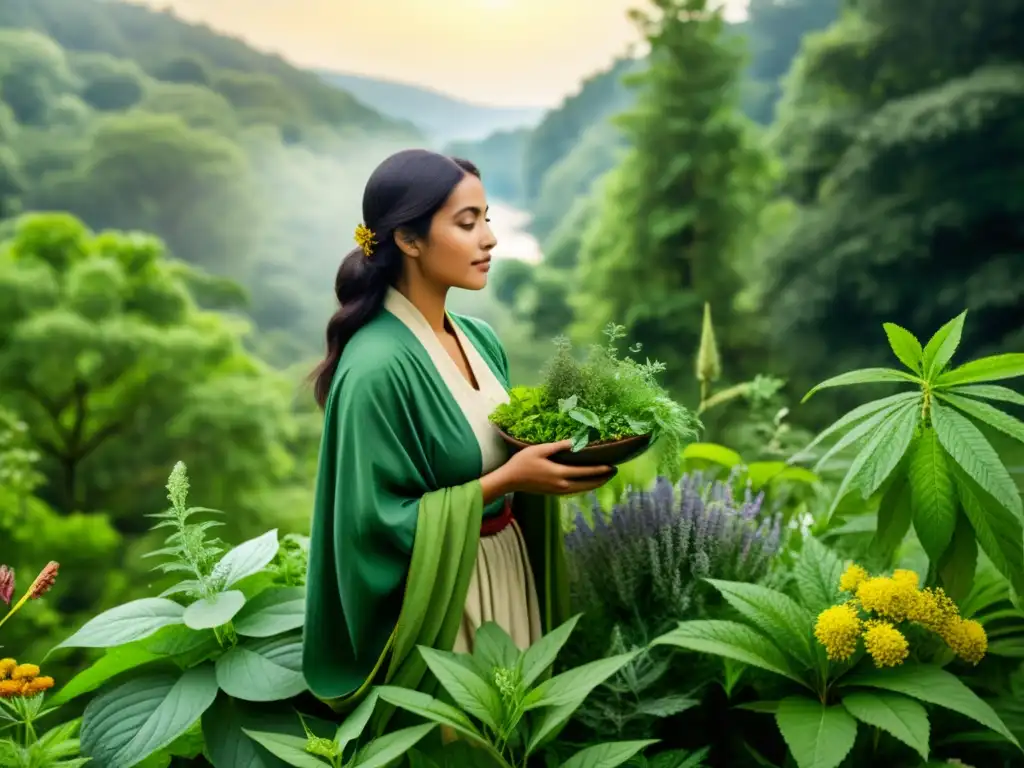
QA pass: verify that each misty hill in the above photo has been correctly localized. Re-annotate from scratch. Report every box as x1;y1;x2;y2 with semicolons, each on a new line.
317;71;545;144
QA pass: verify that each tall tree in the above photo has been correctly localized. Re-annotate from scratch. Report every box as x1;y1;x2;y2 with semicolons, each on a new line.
760;0;1024;392
573;0;773;393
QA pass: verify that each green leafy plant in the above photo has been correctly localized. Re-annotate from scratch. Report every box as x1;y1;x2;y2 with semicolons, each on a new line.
47;462;309;768
243;690;435;768
490;323;700;474
796;311;1024;600
651;538;1020;768
373;615;656;768
0;689;86;768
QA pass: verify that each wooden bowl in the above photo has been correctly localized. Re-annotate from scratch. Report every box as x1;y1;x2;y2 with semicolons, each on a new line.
495;428;653;467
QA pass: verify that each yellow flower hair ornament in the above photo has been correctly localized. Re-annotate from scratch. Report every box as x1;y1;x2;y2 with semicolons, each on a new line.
354;223;377;258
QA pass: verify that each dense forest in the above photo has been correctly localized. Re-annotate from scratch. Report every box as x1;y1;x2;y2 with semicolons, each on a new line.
1;0;1023;764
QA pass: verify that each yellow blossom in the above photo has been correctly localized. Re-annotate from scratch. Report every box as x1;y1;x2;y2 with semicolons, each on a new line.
0;659;15;680
815;603;863;661
891;569;920;589
942;619;988;665
22;676;54;695
0;680;24;698
839;564;869;593
906;587;960;633
856;576;918;621
863;620;909;667
11;663;39;680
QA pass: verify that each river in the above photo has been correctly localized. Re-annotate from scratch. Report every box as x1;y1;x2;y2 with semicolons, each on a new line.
487;201;543;265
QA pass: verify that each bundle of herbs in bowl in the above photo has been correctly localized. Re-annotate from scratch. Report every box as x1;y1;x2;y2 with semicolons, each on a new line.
490;323;700;475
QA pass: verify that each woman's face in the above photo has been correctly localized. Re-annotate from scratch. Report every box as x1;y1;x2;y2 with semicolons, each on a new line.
410;173;497;291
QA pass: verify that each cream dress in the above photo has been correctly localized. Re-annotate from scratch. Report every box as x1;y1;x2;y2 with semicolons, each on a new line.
384;288;543;653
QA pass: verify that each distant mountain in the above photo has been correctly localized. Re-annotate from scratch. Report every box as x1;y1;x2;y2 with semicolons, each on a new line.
317;71;545;144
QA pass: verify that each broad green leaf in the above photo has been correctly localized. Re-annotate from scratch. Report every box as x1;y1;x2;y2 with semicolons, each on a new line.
802;368;920;403
81;666;219;768
937;513;977;602
953;466;1024;599
844;665;1019;748
812;401;908;473
952;384;1024;407
841;691;929;760
215;634;306;702
860;403;919;496
143;625;217;657
215;530;280;588
874;469;912;560
525;700;577;754
520;614;580;688
471;622;520;673
183;591;246;630
50;644;162;706
937;353;1024;386
908;429;957;561
681;442;742;468
922;311;966;380
735;701;780;713
559;740;658;768
523;651;640;710
240;731;327;768
635;695;699;718
746;462;819;490
704;580;815;667
774;697;857;768
334;690;378;755
203;695;293;768
355;724;436;768
793;392;919;462
792;538;844;615
375;686;483;743
939;392;1024;445
418;647;503;731
54;598;185;651
233;587;306;638
651;621;804;685
883;323;924;373
931;402;1023;520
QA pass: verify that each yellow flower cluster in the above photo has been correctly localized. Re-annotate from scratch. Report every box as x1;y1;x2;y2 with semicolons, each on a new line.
0;658;55;698
813;564;988;667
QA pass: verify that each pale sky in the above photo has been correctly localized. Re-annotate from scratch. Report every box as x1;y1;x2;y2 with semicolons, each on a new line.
134;0;748;107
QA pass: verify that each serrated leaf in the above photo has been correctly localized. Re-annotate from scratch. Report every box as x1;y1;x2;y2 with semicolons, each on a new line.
908;429;957;561
793;392;919;463
792;538;844;615
183;591;246;630
922;311;966;380
651;621;804;686
953;465;1024;599
418;647;503;731
523;651;640;710
375;687;482;743
860;403;919;496
938;392;1024;445
931;402;1023;520
937;353;1024;386
883;323;924;373
802;368;920;403
841;691;929;760
937;513;977;602
952;384;1024;407
843;665;1019;748
704;580;815;668
774;697;857;768
559;740;658;768
811;401;910;474
874;469;912;559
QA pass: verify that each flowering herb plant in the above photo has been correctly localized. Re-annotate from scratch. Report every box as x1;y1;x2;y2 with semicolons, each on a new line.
650;538;1020;768
489;323;699;473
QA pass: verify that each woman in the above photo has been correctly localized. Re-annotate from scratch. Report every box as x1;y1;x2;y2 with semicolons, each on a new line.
303;149;612;713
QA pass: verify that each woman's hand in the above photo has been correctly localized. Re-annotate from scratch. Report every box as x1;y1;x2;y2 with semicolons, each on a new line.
481;440;614;502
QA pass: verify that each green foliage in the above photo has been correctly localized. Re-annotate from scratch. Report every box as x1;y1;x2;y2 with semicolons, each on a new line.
798;312;1024;599
0;693;87;768
572;0;775;393
49;463;309;768
490;324;699;472
652;539;1020;767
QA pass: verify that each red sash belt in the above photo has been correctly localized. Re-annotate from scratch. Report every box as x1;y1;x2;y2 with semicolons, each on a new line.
480;496;514;537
